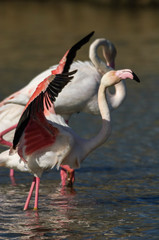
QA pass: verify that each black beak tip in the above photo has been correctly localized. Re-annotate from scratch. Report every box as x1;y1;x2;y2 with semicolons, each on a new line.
132;72;140;83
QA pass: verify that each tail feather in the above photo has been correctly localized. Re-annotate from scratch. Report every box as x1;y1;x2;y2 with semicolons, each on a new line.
0;149;28;172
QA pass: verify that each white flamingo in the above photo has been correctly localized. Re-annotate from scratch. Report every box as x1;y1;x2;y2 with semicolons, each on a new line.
0;69;140;210
0;37;126;184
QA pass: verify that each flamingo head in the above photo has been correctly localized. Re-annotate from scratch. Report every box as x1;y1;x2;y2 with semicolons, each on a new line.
60;165;75;187
102;40;117;69
101;69;140;87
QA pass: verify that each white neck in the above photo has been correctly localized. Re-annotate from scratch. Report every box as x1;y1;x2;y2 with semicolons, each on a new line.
106;80;127;111
83;83;111;156
89;39;126;111
89;38;112;75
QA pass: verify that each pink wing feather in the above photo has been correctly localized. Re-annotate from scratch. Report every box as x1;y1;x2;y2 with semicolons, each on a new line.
18;111;59;157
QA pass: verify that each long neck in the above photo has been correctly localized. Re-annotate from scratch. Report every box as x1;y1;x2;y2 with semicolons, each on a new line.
89;39;112;75
106;80;127;111
83;83;111;156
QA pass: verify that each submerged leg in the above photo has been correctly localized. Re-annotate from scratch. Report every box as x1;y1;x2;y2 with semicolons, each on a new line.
10;169;16;186
60;165;75;187
10;168;15;182
10;169;14;177
60;120;75;187
24;177;36;211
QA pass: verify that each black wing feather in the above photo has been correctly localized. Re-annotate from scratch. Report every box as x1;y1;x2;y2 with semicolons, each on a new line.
63;31;94;73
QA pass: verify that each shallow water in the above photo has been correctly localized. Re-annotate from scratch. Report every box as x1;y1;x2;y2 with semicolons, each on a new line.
0;1;159;239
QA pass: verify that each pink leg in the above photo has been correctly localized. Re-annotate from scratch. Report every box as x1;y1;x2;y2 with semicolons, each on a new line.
10;169;16;186
34;177;40;210
24;177;36;211
60;120;75;187
60;165;75;187
0;124;17;147
10;169;14;177
9;169;15;181
60;167;67;186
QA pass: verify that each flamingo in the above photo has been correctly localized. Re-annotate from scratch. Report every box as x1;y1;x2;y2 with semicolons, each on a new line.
0;68;140;210
0;37;126;185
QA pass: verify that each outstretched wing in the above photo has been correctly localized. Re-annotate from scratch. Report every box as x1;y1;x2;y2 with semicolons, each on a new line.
12;71;75;151
17;110;59;158
12;31;94;151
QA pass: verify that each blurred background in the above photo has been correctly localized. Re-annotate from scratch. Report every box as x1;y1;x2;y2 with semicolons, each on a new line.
0;1;159;239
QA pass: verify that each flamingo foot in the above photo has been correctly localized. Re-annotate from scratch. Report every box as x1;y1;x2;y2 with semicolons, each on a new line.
60;165;75;187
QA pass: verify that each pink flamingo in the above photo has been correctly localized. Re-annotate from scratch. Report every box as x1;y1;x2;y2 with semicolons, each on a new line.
0;69;140;210
0;37;126;185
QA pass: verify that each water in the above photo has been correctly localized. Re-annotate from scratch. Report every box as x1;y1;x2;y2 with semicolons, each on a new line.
0;1;159;239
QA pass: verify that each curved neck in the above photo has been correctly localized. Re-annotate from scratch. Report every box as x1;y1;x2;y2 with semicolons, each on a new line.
89;39;112;75
106;80;127;111
84;83;111;156
89;39;126;112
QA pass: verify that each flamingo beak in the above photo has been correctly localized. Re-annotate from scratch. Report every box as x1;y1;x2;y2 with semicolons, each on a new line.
132;72;140;83
110;61;115;69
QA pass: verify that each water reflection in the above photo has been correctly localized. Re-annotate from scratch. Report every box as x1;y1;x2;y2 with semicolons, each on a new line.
1;165;159;239
0;183;77;239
